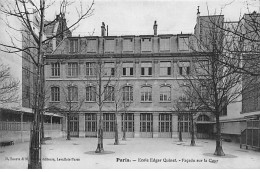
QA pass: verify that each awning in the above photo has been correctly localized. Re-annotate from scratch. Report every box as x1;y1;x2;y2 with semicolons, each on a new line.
0;106;62;117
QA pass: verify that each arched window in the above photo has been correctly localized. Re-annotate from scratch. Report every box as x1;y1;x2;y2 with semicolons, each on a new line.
122;86;133;102
141;86;152;102
197;115;210;121
104;86;115;102
160;86;171;102
51;86;60;102
86;86;96;102
68;85;78;101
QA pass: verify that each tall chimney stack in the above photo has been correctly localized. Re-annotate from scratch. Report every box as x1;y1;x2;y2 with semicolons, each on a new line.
101;22;106;37
153;20;158;36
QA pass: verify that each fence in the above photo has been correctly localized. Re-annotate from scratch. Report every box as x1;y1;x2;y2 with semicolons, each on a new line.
240;120;260;150
0;121;62;131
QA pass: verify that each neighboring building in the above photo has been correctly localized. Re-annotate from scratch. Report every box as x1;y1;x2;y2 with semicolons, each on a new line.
45;11;215;139
22;10;71;108
218;12;260;143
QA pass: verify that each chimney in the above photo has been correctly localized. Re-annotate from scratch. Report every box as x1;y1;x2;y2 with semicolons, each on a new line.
197;6;200;16
153;20;158;35
107;25;108;36
101;22;106;37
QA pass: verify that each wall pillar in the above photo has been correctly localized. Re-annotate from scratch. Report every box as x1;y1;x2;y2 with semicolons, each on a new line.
153;113;159;138
21;112;24;142
79;113;85;137
172;113;178;138
51;116;53;130
134;113;140;138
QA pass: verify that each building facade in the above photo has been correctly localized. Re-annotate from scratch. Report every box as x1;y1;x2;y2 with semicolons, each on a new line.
45;13;215;139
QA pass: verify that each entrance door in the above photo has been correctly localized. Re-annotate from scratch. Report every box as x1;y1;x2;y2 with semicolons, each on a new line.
103;113;115;139
159;113;172;138
85;113;97;137
121;113;134;138
69;116;79;137
140;113;153;138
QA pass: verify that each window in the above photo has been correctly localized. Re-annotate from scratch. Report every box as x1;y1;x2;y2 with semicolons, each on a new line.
159;38;170;51
141;86;152;102
141;38;152;52
160;62;171;76
159;114;172;132
51;63;60;77
86;86;96;102
122;63;134;76
140;113;153;132
178;37;189;51
85;113;97;132
86;62;95;76
104;86;115;102
141;62;152;76
104;62;115;76
123;38;134;52
178;62;190;76
68;62;78;77
197;115;210;121
69;39;78;53
178;113;191;132
68;86;78;101
86;39;98;53
122;86;133;102
51;86;60;102
104;39;115;53
121;113;134;132
160;86;171;102
103;113;115;132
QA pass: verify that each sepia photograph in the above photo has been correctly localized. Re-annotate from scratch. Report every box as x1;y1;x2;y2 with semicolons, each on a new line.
0;0;260;169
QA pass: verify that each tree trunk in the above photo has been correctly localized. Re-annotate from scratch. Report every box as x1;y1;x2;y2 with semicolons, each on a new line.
190;113;195;146
95;112;104;153
214;111;225;156
122;113;126;140
67;114;71;140
114;117;119;145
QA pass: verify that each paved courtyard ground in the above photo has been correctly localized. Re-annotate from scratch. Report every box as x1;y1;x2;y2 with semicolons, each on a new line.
0;137;259;169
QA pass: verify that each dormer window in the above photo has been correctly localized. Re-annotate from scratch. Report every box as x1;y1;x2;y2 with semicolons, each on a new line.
160;37;170;51
178;37;189;51
69;39;78;53
123;38;134;52
141;38;152;52
104;39;115;53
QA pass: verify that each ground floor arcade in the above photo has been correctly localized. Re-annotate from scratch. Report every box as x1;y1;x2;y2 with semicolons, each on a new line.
66;112;213;139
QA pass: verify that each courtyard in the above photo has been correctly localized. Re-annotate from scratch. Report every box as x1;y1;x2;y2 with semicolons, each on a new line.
0;137;259;169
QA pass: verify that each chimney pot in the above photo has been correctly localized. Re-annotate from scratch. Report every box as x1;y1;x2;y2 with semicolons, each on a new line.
153;20;158;36
101;22;106;37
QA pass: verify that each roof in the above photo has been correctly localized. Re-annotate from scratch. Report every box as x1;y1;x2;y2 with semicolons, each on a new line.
0;106;62;117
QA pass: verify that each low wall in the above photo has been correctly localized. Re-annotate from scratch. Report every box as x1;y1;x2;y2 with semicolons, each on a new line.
0;121;64;143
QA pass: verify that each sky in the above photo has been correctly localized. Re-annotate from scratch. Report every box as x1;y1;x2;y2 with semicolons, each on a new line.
0;0;260;107
45;0;260;36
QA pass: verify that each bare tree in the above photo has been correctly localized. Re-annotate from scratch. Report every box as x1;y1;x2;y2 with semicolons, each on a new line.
0;0;94;168
182;15;254;156
85;58;120;153
0;63;19;104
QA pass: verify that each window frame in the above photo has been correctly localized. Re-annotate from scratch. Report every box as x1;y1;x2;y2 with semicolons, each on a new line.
86;86;96;102
67;62;78;77
159;86;171;102
67;85;78;102
141;86;152;102
51;62;60;77
51;86;60;102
